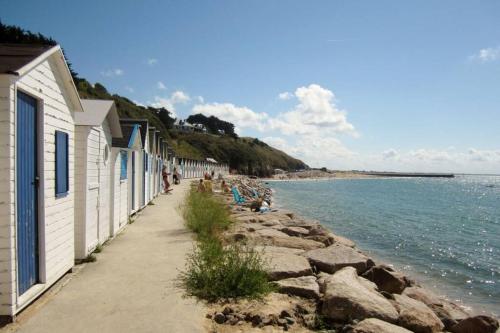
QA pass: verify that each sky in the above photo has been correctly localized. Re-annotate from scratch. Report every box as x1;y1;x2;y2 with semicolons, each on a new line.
2;0;500;173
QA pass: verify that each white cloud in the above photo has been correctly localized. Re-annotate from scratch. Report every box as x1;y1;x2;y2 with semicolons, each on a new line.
196;96;205;103
469;47;500;62
133;100;145;107
382;149;399;160
269;84;358;137
101;68;124;77
147;58;158;66
278;92;293;100
192;102;268;132
157;81;167;90
151;90;191;117
262;135;354;168
125;86;134;93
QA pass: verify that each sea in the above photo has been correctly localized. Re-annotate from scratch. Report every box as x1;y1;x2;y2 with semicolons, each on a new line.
269;175;500;317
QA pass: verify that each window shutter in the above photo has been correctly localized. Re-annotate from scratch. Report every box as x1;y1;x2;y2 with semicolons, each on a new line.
120;150;128;180
55;131;69;196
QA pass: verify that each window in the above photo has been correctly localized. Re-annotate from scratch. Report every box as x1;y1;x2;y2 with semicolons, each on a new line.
120;150;128;180
55;131;69;197
103;144;109;165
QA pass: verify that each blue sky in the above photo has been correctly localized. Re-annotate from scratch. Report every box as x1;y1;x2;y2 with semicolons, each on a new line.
3;0;500;173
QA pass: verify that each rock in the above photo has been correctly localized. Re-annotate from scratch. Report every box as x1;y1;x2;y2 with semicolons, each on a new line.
392;294;444;333
261;220;281;227
251;314;263;326
214;312;226;324
260;246;313;280
271;236;325;250
331;233;356;248
351;318;413;333
222;306;234;315
322;267;399;323
276;276;321;299
403;286;469;329
228;316;239;325
252;229;325;250
281;226;310;237
450;315;499;333
303;244;375;274
362;265;411;294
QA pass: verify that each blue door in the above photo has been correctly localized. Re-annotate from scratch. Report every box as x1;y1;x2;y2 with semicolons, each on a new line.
16;91;39;295
131;152;135;210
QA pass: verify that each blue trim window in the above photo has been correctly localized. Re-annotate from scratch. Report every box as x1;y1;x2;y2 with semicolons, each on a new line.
55;131;69;197
120;150;128;180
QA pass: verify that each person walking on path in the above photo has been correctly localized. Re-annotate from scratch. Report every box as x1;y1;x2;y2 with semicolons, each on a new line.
162;166;172;193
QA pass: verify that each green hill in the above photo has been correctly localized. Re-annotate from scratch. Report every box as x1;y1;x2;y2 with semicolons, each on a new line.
1;21;308;176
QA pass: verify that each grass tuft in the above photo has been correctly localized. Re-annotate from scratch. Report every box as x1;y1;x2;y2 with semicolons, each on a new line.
179;189;273;301
183;191;232;240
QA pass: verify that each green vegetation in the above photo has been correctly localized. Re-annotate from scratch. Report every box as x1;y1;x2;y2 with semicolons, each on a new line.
180;190;273;301
183;191;232;240
186;113;237;137
1;21;308;176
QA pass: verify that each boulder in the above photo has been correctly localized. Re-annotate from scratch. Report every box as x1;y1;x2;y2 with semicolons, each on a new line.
331;233;356;248
402;286;469;329
392;294;444;333
322;267;399;323
275;276;320;299
303;244;375;274
351;318;413;333
362;265;412;294
450;315;499;333
252;229;325;250
260;246;313;280
280;226;310;237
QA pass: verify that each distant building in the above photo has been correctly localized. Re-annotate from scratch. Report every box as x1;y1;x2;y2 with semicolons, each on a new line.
173;119;194;132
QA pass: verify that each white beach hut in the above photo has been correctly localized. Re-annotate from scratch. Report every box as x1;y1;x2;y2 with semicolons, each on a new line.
120;119;149;211
0;44;84;317
73;100;122;260
110;122;142;232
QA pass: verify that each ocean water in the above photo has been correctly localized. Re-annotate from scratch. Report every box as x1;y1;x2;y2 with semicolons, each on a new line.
269;175;500;316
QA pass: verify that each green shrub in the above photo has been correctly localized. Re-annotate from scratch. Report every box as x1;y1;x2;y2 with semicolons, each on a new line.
180;239;273;302
180;189;273;301
183;190;232;240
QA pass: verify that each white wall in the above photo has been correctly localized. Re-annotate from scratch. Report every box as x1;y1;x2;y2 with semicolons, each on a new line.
110;148;128;236
74;121;113;259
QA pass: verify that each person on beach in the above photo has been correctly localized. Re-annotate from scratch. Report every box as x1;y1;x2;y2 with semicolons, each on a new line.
221;180;230;193
162;167;172;193
173;167;180;185
197;179;206;192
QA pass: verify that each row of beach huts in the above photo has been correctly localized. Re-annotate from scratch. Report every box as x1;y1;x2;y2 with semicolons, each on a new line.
0;43;228;319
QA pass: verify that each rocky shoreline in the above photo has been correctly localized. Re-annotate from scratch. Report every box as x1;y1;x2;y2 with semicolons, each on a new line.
206;177;499;333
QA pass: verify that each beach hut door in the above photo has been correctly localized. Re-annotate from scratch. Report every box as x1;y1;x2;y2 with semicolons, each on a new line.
16;91;39;295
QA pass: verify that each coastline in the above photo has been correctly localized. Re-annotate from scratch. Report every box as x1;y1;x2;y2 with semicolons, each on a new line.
206;176;499;332
269;177;499;318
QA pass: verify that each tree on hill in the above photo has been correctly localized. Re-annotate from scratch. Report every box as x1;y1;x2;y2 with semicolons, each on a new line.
186;113;237;137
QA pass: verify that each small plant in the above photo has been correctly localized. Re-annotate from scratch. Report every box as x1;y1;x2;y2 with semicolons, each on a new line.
93;244;103;253
81;254;97;263
179;240;273;302
179;189;273;301
183;191;232;240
